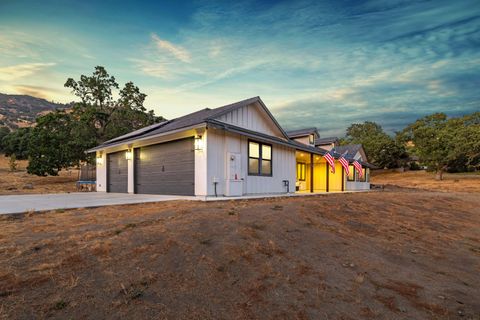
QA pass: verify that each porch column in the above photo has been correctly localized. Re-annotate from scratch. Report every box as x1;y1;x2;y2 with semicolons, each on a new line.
310;153;314;193
326;163;329;192
127;150;134;194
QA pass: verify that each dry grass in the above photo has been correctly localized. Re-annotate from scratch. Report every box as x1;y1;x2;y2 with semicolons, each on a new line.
0;155;78;195
371;169;480;193
0;186;479;319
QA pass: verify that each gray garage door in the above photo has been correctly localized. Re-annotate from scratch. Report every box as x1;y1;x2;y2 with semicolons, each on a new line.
107;151;128;193
134;138;195;195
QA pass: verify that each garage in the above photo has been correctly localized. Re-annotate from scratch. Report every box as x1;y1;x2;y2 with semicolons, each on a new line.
107;151;128;193
134;138;195;195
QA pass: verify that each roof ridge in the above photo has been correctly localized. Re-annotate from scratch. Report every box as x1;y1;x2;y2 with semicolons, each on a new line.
205;96;260;119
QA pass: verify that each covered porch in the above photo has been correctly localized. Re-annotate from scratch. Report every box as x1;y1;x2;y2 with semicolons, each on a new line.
295;150;345;193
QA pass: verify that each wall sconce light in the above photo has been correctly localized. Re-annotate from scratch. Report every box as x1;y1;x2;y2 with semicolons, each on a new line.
96;151;104;165
194;135;204;150
125;149;133;160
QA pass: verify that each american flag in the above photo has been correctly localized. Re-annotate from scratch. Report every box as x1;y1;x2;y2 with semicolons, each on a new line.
353;160;363;178
324;151;335;173
339;155;350;176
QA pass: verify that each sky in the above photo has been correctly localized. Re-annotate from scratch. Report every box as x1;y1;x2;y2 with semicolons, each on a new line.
0;0;479;136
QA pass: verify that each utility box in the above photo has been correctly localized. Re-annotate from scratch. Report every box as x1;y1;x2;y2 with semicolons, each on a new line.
225;152;243;196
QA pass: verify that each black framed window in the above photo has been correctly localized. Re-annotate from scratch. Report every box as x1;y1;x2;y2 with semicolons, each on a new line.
358;168;367;182
297;163;306;181
248;140;272;176
347;165;355;181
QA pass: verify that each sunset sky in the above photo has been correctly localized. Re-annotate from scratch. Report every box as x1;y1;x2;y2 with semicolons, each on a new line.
0;0;479;136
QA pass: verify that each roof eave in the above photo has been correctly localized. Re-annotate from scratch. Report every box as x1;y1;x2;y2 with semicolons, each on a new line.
86;123;207;153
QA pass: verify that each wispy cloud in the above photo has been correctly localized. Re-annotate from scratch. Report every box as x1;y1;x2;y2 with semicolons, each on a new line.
0;62;56;81
151;33;191;63
12;85;60;100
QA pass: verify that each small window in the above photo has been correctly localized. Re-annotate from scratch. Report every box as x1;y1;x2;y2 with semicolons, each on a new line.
248;140;272;176
309;134;315;144
262;145;271;160
358;168;367;182
347;165;355;181
249;142;259;158
297;163;306;181
248;158;259;175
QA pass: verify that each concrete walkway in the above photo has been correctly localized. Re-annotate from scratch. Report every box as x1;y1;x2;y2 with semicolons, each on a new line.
0;193;197;215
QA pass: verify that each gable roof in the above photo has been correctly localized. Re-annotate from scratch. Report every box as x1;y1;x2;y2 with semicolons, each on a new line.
89;96;288;152
286;127;319;139
315;136;339;146
333;144;364;160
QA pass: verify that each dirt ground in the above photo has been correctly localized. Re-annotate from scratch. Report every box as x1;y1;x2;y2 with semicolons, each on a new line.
371;170;480;193
1;186;479;319
0;155;78;195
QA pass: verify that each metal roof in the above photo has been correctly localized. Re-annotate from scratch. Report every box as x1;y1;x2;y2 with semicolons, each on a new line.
286;127;319;138
88;96;289;152
315;136;339;146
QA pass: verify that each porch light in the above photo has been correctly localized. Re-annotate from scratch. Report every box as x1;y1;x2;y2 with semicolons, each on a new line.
96;152;103;165
194;135;204;150
125;149;133;160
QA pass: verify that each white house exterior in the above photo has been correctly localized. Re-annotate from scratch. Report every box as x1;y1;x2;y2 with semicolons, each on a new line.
88;97;372;197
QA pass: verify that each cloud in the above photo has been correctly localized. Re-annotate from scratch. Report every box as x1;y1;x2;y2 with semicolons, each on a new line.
151;33;191;63
12;84;64;100
0;63;56;81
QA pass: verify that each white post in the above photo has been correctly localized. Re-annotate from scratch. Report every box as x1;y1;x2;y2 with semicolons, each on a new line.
127;150;134;194
194;130;208;197
96;151;107;192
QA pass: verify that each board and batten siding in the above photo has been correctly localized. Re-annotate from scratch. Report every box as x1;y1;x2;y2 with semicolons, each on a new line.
215;102;283;137
206;129;296;196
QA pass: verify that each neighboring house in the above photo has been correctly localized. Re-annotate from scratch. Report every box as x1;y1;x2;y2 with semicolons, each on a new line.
88;96;372;197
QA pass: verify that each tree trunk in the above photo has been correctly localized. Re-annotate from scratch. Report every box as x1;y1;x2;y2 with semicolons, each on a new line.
435;169;444;181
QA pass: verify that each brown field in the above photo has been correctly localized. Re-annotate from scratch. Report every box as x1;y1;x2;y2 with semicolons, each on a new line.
371;170;480;193
0;155;78;195
1;183;479;319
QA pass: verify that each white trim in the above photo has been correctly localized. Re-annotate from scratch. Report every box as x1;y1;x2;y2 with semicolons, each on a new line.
88;123;207;153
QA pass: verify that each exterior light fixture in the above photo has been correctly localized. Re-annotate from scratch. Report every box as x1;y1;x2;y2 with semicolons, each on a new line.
194;135;204;150
96;151;104;165
125;149;133;160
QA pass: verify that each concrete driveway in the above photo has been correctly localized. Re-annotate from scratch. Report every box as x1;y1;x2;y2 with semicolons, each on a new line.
0;192;197;215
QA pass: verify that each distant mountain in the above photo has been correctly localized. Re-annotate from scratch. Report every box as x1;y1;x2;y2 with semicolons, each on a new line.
0;93;68;130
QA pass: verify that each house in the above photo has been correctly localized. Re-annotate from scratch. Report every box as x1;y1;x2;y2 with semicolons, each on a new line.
88;96;372;198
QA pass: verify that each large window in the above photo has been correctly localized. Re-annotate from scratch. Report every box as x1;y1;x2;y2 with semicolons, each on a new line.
347;165;355;181
297;163;306;181
248;141;272;176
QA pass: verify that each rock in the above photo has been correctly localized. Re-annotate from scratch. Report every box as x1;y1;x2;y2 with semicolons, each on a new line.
355;274;364;283
342;262;355;268
410;249;418;254
22;183;34;190
437;295;446;300
6;186;17;190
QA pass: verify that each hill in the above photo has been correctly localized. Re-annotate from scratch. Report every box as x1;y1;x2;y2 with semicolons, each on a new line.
0;93;68;129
